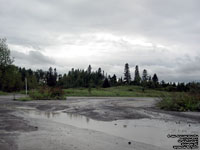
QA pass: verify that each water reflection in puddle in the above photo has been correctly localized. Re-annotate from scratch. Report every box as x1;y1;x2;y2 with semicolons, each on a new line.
22;109;200;149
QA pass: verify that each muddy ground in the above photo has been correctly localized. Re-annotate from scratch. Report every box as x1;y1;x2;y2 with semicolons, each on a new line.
0;95;199;150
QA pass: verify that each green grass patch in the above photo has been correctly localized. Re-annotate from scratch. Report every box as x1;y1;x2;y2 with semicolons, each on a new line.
64;86;169;97
17;96;33;101
158;93;200;111
16;90;27;95
0;91;8;95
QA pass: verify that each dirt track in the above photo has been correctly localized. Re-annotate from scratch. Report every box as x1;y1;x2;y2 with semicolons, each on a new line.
0;95;199;150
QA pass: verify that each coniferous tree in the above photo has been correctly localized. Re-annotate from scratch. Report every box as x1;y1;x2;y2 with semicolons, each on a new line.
53;68;57;86
87;65;92;74
102;78;110;88
141;69;148;92
152;73;159;88
110;74;117;86
117;77;123;85
152;73;158;83
124;63;131;84
142;69;148;82
96;67;104;86
134;65;141;85
46;67;57;87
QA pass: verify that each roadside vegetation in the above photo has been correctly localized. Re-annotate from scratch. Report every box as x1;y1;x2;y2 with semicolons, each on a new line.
64;86;169;97
17;87;65;101
1;38;200;111
158;93;200;111
30;87;65;100
0;91;8;95
17;96;32;101
158;84;200;111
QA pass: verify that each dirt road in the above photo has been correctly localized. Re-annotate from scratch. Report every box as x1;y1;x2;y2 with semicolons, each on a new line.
0;95;199;150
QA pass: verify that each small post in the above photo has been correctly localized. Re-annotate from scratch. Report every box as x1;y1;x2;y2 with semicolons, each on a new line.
25;78;27;95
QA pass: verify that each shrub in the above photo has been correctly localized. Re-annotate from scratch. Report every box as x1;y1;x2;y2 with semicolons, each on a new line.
0;91;8;95
128;88;133;91
17;96;32;101
158;93;200;111
29;87;65;100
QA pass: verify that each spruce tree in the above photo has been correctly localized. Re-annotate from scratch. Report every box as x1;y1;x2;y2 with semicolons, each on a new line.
134;65;141;85
141;69;148;92
142;69;148;82
87;65;92;74
152;73;158;83
124;63;131;84
102;78;110;88
152;73;159;88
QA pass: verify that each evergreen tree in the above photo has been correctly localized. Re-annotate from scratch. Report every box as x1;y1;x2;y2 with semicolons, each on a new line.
117;77;123;85
124;63;131;84
134;65;141;85
152;73;159;88
110;74;117;86
102;78;110;88
53;68;57;86
96;67;104;86
35;69;46;84
46;67;57;87
161;80;167;88
141;69;148;92
87;65;92;74
142;69;148;82
152;73;158;83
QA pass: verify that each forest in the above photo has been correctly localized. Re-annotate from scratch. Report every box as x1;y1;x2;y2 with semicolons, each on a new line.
0;38;199;93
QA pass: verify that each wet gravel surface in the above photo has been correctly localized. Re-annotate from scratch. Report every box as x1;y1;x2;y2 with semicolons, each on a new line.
0;95;199;150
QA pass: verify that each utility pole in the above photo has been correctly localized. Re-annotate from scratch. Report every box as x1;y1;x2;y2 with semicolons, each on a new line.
25;78;27;95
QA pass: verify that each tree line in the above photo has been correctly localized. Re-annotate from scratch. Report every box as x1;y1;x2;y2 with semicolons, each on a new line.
123;63;159;88
123;63;200;92
0;38;199;92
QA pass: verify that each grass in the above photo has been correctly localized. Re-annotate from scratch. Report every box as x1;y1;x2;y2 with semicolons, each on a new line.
0;91;8;95
17;96;33;101
6;85;200;112
158;93;200;111
64;86;200;112
16;87;66;101
29;87;66;100
17;90;27;95
64;85;169;97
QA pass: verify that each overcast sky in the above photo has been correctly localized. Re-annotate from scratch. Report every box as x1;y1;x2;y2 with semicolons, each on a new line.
0;0;200;82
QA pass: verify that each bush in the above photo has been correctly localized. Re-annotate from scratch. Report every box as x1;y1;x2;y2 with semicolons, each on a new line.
158;93;200;111
128;88;133;91
29;87;65;100
0;91;8;95
17;96;33;101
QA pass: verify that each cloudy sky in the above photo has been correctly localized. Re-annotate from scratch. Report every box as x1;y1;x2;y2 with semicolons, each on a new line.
0;0;200;82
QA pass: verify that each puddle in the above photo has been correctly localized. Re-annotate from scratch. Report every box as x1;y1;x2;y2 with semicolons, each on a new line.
21;109;200;149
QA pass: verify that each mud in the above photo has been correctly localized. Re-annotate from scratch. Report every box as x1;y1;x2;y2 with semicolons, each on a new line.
0;95;199;150
0;106;37;150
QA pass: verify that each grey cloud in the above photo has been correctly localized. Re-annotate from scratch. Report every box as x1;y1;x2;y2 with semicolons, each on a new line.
1;0;199;47
11;50;55;69
177;56;200;74
0;0;200;82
